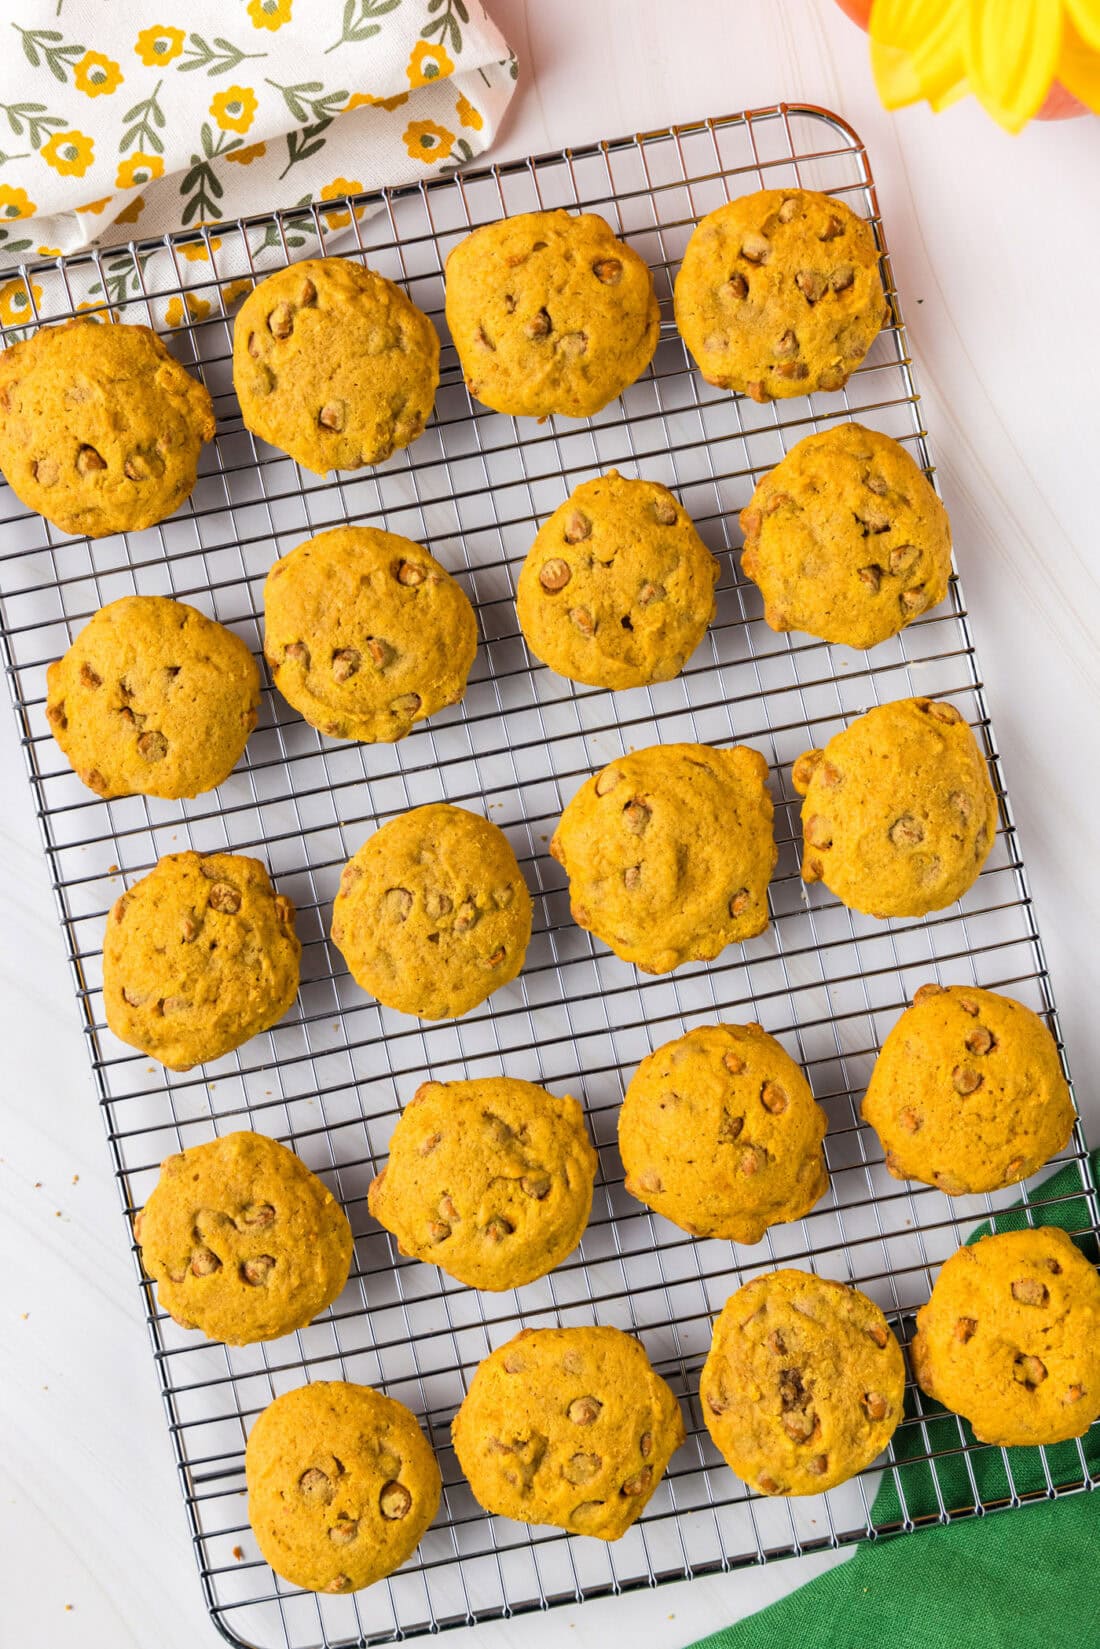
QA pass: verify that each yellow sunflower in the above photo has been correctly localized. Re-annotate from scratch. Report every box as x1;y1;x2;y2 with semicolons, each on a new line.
73;50;124;98
407;40;455;87
455;94;484;131
41;130;95;178
319;177;365;230
165;293;212;328
220;279;253;308
114;194;145;226
346;90;409;112
0;279;43;327
247;0;293;30
116;153;164;190
134;25;185;67
0;185;37;221
869;0;1100;131
210;86;258;134
403;119;456;165
179;236;223;263
224;141;267;165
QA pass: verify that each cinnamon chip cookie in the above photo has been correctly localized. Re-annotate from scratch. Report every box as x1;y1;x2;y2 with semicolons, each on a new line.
369;1077;597;1290
233;257;439;473
331;804;532;1020
0;318;215;537
452;1326;685;1540
516;470;719;688
674;189;888;402
246;1381;441;1592
619;1023;828;1243
912;1227;1100;1447
445;210;660;419
46;595;259;799
862;984;1076;1195
792;698;998;919
134;1132;353;1344
740;423;952;648
264;526;477;743
103;850;301;1070
550;742;776;973
700;1269;905;1495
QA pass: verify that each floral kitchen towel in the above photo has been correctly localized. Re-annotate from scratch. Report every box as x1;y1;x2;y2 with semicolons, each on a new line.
0;0;517;264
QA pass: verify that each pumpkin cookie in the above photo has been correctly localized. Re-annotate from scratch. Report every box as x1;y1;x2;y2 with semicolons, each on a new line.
331;804;532;1020
264;526;477;743
45;595;259;799
103;850;300;1070
0;318;214;537
740;423;952;648
550;742;775;974
700;1269;905;1496
445;209;660;419
619;1024;828;1243
369;1077;597;1290
912;1227;1100;1447
674;189;888;403
134;1132;352;1344
862;984;1075;1195
792;698;997;919
246;1380;441;1592
452;1326;684;1540
233;257;439;473
516;470;719;688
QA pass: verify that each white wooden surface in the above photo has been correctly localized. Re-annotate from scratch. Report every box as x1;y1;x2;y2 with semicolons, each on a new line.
4;2;1099;1643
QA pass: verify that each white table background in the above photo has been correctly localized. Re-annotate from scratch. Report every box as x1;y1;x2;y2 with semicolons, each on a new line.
4;2;1099;1643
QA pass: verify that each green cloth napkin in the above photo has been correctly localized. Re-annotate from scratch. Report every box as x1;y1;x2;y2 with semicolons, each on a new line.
692;1156;1100;1649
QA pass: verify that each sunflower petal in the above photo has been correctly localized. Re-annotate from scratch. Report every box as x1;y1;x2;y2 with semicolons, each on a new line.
1065;0;1100;52
965;0;1063;132
869;0;969;109
1057;15;1100;109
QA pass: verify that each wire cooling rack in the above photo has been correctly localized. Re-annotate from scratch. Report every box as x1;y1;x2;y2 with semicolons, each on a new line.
1;103;1097;1649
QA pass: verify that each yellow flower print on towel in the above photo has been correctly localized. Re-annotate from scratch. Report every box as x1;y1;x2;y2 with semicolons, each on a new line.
211;86;258;134
41;130;95;178
0;280;43;327
73;51;124;98
0;185;37;221
319;178;365;230
456;94;484;131
134;26;185;67
407;41;455;87
403;119;455;164
224;142;267;166
346;90;409;112
165;294;212;328
247;0;293;30
116;154;164;191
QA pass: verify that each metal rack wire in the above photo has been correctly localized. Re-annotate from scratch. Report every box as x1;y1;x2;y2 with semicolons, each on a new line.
0;103;1096;1649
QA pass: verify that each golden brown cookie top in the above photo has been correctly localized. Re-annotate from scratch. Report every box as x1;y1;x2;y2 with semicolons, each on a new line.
263;525;477;743
246;1380;441;1592
516;470;720;689
550;742;776;974
740;423;952;649
0;318;214;537
135;1132;352;1345
912;1227;1100;1447
792;697;998;919
451;1325;685;1541
369;1077;596;1291
233;257;439;473
862;984;1075;1195
444;209;660;419
331;804;533;1020
700;1269;905;1496
619;1023;829;1244
45;595;259;799
674;189;887;402
103;850;301;1071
